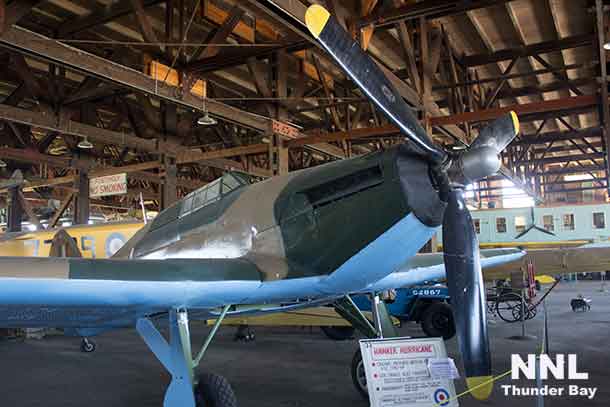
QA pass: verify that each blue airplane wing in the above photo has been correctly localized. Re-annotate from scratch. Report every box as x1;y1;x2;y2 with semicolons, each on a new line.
0;256;264;329
367;248;525;292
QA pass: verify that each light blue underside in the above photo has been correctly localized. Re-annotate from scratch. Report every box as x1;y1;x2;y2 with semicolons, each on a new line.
0;214;520;330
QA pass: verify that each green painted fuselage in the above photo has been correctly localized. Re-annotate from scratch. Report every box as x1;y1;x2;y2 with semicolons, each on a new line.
115;144;446;281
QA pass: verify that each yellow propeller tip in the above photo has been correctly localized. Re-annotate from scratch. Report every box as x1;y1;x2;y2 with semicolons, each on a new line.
510;110;520;135
305;4;330;38
465;376;494;400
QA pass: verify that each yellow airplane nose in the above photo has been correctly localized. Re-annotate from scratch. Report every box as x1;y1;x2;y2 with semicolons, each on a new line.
465;376;494;400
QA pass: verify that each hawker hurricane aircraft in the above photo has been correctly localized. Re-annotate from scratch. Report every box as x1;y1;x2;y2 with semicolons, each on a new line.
0;5;522;406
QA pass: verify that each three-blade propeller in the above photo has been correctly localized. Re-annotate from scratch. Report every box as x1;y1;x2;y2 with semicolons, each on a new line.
305;4;520;400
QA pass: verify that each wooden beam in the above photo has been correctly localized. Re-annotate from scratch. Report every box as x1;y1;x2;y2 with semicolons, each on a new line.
130;0;161;46
0;103;161;153
290;96;598;145
48;193;74;229
513;127;602;145
461;34;594;67
312;55;343;130
58;0;165;37
90;161;162;178
431;95;597;126
514;152;605;166
0;26;270;132
176;144;269;164
285;125;399;148
0;146;72;167
359;0;515;27
395;21;421;94
191;5;244;60
21;175;76;192
1;0;41;34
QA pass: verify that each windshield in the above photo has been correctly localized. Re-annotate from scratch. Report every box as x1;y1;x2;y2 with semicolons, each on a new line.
179;172;248;217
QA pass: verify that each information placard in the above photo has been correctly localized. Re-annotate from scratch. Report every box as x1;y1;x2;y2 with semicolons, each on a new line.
359;337;458;407
90;173;127;198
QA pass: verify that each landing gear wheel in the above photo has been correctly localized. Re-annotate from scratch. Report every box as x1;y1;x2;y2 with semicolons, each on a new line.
80;338;96;353
351;349;368;399
421;303;456;340
321;326;355;341
196;373;238;407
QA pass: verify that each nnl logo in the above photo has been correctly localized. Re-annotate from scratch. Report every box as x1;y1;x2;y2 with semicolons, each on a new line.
511;354;588;380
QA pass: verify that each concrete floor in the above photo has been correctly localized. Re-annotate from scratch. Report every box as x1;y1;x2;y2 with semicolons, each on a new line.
0;281;608;406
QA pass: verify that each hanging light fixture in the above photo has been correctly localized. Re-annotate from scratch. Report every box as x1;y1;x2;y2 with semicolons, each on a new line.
77;136;94;149
0;159;7;168
197;97;217;126
604;41;610;51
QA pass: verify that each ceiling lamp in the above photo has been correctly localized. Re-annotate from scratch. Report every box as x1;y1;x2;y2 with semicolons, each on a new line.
77;136;94;149
197;97;217;126
197;111;218;126
0;159;7;168
605;41;610;51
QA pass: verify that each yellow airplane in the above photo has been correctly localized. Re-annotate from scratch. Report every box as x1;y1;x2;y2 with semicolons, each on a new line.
0;221;143;258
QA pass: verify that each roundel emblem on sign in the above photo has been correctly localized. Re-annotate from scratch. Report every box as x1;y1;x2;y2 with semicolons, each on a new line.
433;388;450;406
105;232;127;257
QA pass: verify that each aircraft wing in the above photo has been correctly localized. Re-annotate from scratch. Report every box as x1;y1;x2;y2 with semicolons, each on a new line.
0;256;264;329
0;248;526;331
368;248;525;291
483;244;610;280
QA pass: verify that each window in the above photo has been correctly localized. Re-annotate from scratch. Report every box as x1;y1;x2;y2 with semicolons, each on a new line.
496;217;507;233
593;212;605;229
473;219;480;234
563;214;575;231
543;215;554;232
515;216;526;233
179;173;248;217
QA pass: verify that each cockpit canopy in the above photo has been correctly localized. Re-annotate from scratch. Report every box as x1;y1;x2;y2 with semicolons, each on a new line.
179;172;250;218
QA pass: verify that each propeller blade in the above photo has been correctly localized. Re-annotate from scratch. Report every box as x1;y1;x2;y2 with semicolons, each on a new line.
514;224;536;240
470;112;520;152
533;225;556;237
450;113;520;184
442;189;492;400
305;4;446;164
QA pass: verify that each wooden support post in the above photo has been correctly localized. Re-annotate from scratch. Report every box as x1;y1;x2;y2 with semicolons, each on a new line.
7;186;22;232
161;156;177;210
73;170;89;225
17;190;42;230
596;0;610;194
419;17;432;134
269;130;288;176
276;50;289;122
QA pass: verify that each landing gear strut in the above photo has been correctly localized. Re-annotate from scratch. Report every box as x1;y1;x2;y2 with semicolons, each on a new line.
136;306;237;407
341;293;397;398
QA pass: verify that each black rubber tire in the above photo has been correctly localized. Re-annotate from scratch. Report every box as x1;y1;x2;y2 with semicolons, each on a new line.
80;338;96;353
420;303;456;340
321;326;355;341
196;373;238;407
351;349;368;399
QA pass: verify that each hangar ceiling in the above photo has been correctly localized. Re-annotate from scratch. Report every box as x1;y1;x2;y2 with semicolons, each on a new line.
0;0;606;221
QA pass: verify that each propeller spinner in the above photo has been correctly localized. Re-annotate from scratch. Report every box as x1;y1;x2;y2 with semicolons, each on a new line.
306;4;520;400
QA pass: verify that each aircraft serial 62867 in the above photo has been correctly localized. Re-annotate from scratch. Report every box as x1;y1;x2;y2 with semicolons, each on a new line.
0;5;525;407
